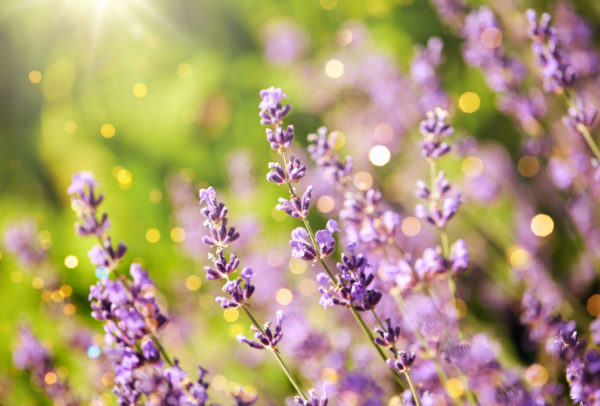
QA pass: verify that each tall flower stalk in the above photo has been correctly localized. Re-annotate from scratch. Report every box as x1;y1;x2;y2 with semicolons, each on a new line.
260;87;421;405
526;9;600;162
68;172;221;406
414;108;469;338
198;186;316;404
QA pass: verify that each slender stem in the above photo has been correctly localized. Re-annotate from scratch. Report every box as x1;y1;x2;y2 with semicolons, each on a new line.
348;306;407;390
440;230;450;258
403;371;421;406
394;292;478;405
272;350;307;400
300;205;406;389
241;306;307;400
429;161;464;340
371;310;422;405
152;334;174;366
578;124;600;162
278;151;409;390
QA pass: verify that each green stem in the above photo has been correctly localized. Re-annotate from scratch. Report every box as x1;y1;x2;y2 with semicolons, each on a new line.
403;371;421;406
394;292;478;405
578;124;600;162
371;310;422;405
440;230;450;258
299;202;406;390
241;306;307;400
279;151;409;391
348;306;407;390
152;334;174;366
429;159;464;340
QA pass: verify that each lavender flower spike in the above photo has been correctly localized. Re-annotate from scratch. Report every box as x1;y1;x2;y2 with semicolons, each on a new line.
419;107;453;159
237;310;285;351
277;185;313;219
70;172;217;406
259;86;292;126
526;9;576;93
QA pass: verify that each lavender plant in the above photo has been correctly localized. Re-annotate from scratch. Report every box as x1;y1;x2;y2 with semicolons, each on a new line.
68;172;223;406
259;87;422;405
13;325;79;406
198;185;313;404
526;9;600;162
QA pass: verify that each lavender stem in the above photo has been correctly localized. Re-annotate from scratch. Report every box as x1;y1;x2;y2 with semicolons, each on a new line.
241;306;307;400
278;151;409;393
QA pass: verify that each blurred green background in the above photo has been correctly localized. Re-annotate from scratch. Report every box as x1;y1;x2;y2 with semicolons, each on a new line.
2;0;600;404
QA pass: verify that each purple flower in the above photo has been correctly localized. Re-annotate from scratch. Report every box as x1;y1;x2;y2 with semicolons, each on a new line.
13;326;79;405
88;245;106;267
216;269;255;308
204;251;240;280
199;188;240;250
415;194;461;229
314;220;339;258
591;317;600;346
386;351;416;372
415;180;430;199
277;185;312;219
414;246;447;281
267;156;306;185
563;100;597;133
290;227;318;261
419;107;453;159
295;389;328;406
526;9;576;93
450;239;469;274
374;318;401;348
259;87;292;126
67;171;97;196
141;338;160;363
266;125;295;151
307;127;353;183
267;162;287;185
286;156;306;183
318;244;381;311
2;220;47;267
237;310;285;350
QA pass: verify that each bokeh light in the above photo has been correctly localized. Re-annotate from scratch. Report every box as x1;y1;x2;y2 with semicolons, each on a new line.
369;145;391;166
325;59;344;78
518;156;540;177
462;156;484;178
586;294;600;316
132;83;148;98
458;91;481;113
100;124;116;139
530;214;554;237
64;255;78;269
28;70;42;84
354;171;373;190
480;27;503;49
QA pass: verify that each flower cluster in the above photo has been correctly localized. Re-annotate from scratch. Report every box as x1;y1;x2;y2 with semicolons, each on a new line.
199;185;300;402
2;220;47;267
526;9;576;93
236;310;284;351
307;127;402;247
317;243;382;312
13;326;79;406
262;88;422;403
69;173;216;406
412;109;469;286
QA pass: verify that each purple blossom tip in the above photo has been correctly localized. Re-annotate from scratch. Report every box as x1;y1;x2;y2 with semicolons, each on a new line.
199;186;216;204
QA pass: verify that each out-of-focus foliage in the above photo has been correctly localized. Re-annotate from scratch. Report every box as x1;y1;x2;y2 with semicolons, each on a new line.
2;0;600;404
